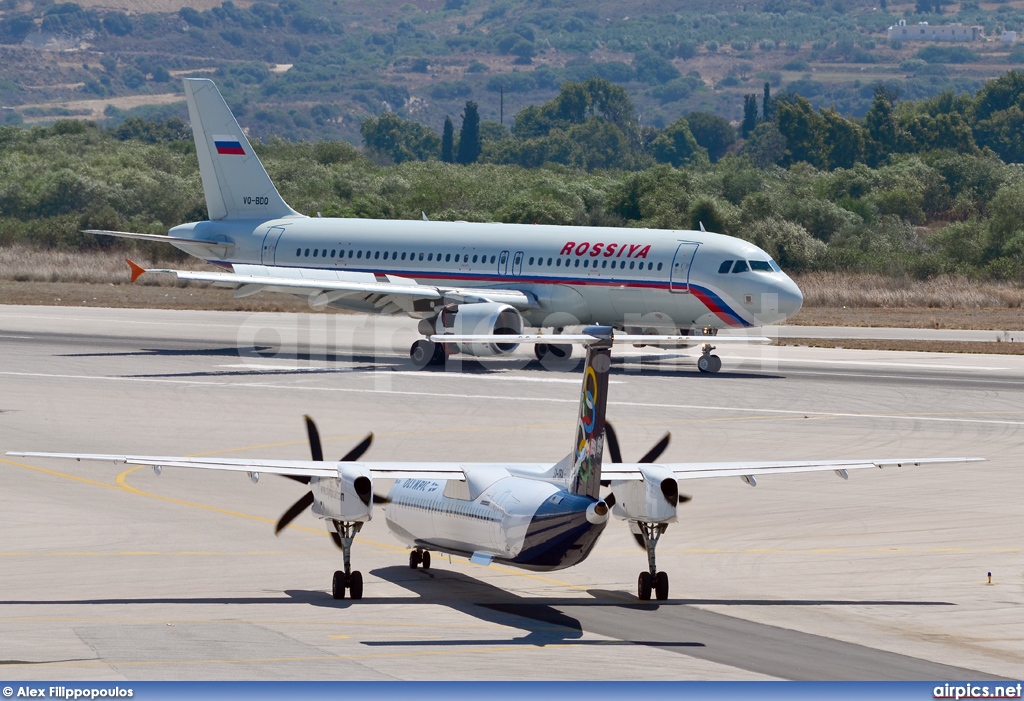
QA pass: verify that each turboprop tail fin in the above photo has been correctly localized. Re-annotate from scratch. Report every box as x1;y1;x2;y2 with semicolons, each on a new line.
567;327;612;499
183;78;302;222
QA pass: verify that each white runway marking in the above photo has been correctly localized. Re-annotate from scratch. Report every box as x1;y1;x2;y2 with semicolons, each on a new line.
2;370;1022;426
0;335;31;339
730;355;1011;371
215;364;606;383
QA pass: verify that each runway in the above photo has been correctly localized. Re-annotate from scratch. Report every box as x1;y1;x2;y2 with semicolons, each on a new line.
1;305;1022;680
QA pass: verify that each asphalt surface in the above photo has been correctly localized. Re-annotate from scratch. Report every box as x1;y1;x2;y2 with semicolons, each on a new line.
1;306;1022;681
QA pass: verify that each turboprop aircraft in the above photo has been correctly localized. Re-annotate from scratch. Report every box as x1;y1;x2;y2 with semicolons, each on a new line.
91;77;803;373
9;328;980;602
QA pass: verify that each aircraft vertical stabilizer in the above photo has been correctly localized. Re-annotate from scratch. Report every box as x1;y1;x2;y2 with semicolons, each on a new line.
183;78;302;221
568;328;612;499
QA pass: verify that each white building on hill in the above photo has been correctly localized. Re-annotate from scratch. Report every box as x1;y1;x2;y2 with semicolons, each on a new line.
887;20;982;42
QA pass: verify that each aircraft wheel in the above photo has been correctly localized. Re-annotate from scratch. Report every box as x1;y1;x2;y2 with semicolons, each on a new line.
655;571;669;601
637;571;653;601
697;355;711;373
410;340;435;368
421;551;431;570
348;571;364;600
708;355;722;373
409;550;421;569
537;342;575;371
332;570;346;600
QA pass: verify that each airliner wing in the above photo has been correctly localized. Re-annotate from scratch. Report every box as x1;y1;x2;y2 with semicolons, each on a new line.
129;262;535;309
601;457;982;481
6;453;468;481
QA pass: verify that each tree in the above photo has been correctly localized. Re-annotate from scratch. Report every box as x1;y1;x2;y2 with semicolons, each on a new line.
441;116;454;163
686;112;736;163
650;117;708;167
820;108;865;169
742;122;787;168
456;101;481;164
742;95;758;138
864;84;901;166
360;112;441;163
775;95;827;168
762;82;774;122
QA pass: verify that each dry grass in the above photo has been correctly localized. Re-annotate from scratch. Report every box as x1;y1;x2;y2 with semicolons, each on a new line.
793;272;1024;309
0;245;208;286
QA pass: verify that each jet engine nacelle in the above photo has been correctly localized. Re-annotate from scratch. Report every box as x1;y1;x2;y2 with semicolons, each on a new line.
610;463;679;524
435;302;524;357
310;464;373;522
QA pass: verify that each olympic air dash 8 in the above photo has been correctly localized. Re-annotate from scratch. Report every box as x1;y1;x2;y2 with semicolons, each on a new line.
9;329;981;602
97;78;803;372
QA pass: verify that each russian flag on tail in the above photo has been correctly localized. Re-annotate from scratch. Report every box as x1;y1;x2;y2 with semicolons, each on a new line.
213;134;245;156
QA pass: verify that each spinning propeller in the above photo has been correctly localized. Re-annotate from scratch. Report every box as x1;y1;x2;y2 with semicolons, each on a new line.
274;416;379;541
601;422;691;508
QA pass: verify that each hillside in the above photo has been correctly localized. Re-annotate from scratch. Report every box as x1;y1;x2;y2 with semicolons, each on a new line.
4;0;1024;143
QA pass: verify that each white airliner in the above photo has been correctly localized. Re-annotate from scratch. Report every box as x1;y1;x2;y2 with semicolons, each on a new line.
93;78;803;373
9;328;979;602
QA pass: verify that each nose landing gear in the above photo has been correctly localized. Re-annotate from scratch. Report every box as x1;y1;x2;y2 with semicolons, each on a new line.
331;521;364;600
697;343;722;374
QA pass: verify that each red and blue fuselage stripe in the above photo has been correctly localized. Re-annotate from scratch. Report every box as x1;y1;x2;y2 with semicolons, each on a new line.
215;260;754;328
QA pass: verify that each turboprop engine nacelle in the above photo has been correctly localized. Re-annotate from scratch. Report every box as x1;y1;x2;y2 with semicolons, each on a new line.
434;302;524;357
310;464;373;522
610;463;679;524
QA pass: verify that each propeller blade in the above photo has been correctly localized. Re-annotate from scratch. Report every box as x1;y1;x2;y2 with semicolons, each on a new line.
604;492;616;508
631;532;645;549
372;493;391;505
275;491;314;535
340;433;373;462
679;494;693;504
329;530;344;550
304;415;323;462
604;422;623;464
639;432;671;464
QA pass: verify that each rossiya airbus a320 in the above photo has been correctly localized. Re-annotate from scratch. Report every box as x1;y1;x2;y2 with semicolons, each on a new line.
92;78;802;372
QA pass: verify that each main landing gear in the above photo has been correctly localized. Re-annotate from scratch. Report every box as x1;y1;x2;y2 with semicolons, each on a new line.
697;343;722;374
331;521;364;600
408;548;431;569
410;339;446;368
635;522;670;601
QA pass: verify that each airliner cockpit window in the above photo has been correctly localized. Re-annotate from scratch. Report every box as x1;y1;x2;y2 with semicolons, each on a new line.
749;260;772;272
732;260;749;273
769;260;782;272
718;260;733;273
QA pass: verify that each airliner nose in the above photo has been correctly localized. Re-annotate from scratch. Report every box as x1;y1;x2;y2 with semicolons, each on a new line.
778;277;803;319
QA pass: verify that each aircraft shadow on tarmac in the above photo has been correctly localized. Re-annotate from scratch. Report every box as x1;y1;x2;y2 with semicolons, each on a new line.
61;344;783;380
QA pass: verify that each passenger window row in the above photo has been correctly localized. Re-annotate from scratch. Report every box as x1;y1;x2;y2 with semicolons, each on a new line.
296;247;498;265
527;256;663;272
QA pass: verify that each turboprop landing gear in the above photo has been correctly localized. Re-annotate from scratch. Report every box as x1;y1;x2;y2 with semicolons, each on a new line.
409;548;431;569
636;521;669;601
410;339;446;368
331;521;364;600
697;343;722;374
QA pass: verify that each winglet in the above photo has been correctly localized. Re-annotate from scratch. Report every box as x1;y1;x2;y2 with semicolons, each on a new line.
126;259;146;283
